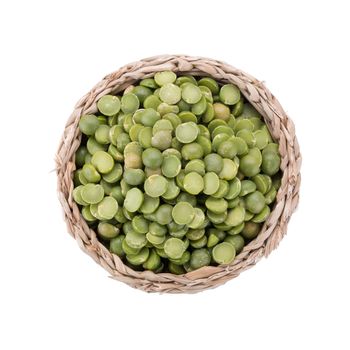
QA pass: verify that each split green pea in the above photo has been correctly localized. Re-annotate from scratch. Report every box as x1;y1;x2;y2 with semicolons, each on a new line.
74;71;281;274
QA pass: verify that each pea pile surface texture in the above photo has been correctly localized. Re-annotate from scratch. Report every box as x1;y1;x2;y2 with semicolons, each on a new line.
73;71;281;274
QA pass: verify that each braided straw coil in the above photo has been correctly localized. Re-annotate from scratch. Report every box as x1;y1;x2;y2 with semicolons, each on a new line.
56;55;301;293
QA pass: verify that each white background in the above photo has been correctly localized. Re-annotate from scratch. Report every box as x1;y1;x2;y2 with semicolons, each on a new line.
0;1;349;349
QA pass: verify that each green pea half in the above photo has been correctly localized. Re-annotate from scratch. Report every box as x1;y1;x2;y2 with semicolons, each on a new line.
97;95;121;116
212;242;236;264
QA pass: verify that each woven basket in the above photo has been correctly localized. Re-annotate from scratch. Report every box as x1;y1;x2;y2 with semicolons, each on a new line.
56;55;301;293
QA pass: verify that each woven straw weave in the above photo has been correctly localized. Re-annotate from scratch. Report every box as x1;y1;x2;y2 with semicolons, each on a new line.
56;55;301;293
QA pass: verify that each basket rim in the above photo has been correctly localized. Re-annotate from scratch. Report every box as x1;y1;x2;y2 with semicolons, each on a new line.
56;54;301;293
